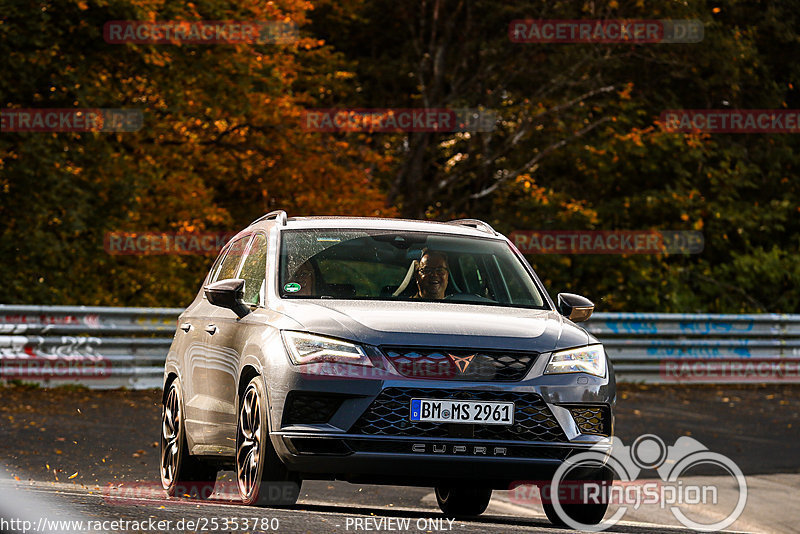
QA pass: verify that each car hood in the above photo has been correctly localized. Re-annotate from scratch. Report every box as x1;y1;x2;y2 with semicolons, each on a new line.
277;300;594;353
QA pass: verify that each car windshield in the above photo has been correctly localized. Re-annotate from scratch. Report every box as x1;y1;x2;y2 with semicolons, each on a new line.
279;229;546;309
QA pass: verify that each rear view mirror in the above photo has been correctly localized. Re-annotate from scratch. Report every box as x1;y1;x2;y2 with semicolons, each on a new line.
204;278;250;318
557;293;594;323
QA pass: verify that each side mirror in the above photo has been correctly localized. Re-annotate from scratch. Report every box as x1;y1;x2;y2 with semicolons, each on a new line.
557;293;594;323
204;278;250;319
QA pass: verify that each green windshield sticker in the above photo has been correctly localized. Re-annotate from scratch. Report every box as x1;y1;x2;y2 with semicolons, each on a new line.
284;282;301;293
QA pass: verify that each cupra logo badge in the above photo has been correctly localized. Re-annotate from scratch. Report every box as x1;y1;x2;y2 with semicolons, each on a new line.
449;354;475;373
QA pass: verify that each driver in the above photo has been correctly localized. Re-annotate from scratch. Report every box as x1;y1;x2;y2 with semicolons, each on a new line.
414;250;449;300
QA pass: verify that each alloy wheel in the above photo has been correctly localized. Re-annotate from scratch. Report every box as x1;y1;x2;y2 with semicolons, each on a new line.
236;383;262;499
160;384;181;486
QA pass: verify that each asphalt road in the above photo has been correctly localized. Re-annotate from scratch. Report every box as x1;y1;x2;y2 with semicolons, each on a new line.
1;383;798;533
1;477;745;534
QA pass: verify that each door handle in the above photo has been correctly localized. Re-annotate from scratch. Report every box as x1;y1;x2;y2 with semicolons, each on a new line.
205;324;218;335
180;323;192;333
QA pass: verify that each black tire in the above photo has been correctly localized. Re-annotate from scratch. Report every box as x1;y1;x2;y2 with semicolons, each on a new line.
160;380;218;499
434;486;492;516
236;376;301;507
541;467;612;527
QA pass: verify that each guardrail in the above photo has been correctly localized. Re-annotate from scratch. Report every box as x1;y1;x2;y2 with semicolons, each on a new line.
585;313;800;383
0;305;181;389
1;305;799;388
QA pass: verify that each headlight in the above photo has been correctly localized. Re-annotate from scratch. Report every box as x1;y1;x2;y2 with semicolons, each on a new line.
282;331;372;367
545;345;606;377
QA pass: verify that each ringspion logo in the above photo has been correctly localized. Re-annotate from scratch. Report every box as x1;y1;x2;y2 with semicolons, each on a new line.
511;434;747;531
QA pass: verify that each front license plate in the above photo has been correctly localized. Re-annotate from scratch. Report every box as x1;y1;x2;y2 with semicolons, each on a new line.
410;398;514;425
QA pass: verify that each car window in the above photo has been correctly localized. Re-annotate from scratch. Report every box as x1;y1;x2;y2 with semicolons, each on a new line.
457;254;494;300
279;229;546;308
493;253;543;307
239;233;268;306
213;235;251;283
317;259;407;297
206;247;228;284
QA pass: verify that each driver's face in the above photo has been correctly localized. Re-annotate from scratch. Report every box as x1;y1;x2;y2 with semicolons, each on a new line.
417;254;448;299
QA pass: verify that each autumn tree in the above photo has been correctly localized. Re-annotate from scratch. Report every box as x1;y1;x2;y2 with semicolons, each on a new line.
0;0;393;306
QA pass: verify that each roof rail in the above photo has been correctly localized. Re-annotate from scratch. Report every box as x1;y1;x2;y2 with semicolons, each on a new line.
249;210;288;227
447;218;497;235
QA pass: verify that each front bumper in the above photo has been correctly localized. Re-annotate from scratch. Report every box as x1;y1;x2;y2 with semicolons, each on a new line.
274;432;610;487
263;346;615;487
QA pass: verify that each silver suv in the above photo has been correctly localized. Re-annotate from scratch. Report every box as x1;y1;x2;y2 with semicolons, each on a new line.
160;211;615;525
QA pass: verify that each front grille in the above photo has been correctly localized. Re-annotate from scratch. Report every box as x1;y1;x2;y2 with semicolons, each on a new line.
350;388;566;442
382;347;538;381
282;392;344;425
565;405;611;436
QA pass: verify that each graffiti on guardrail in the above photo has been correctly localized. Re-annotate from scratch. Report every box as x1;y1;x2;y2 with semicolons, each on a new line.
599;320;757;335
646;347;754;358
1;314;101;327
0;335;111;379
2;307;799;386
134;316;176;326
